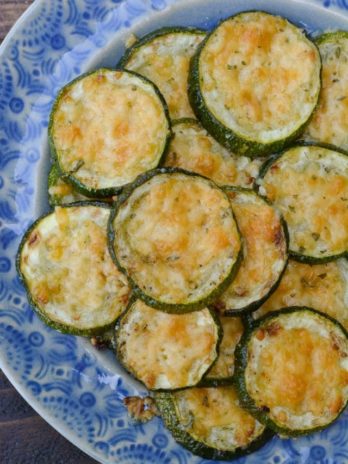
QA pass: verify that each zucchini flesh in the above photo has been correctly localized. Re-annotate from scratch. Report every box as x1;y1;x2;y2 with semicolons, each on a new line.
213;188;287;314
109;169;242;312
258;144;348;262
254;259;348;330
235;307;348;436
120;28;205;119
189;11;321;157
115;300;221;390
165;119;263;187
200;316;244;386
49;69;171;197
155;386;271;460
17;204;131;335
304;32;348;151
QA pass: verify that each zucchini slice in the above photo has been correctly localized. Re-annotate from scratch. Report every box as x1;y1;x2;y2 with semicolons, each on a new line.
304;32;348;151
212;188;288;315
119;27;206;119
49;69;171;197
254;259;348;331
189;11;321;157
155;386;272;460
109;168;242;312
257;144;348;262
235;307;348;437
165;119;263;187
200;316;244;386
17;204;131;335
115;299;221;390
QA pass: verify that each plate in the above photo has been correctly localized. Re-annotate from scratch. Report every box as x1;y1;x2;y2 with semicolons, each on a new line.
1;1;348;463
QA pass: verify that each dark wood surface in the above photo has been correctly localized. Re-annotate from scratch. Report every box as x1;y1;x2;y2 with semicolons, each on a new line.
0;2;99;463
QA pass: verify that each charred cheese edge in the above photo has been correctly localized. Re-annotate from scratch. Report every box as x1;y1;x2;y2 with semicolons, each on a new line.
155;386;270;460
236;308;348;436
120;28;206;119
258;145;348;262
304;32;348;151
213;189;287;313
116;300;220;390
189;11;321;156
165;119;263;187
17;204;131;335
254;259;348;330
110;169;242;311
49;69;171;196
202;316;244;385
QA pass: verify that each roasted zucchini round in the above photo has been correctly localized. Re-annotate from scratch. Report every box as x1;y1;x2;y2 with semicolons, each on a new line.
108;168;242;312
49;68;171;197
17;204;131;335
189;11;321;157
212;188;288;315
235;307;348;437
155;386;273;460
257;144;348;263
119;27;206;119
115;299;221;390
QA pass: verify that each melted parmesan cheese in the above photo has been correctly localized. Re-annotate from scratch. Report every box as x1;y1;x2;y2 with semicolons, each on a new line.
52;70;169;190
174;387;265;450
305;34;348;150
206;317;243;379
113;172;241;305
255;259;348;330
200;12;320;143
214;190;287;311
246;311;348;430
165;120;263;187
259;145;348;259
125;31;205;118
20;206;130;330
117;300;218;389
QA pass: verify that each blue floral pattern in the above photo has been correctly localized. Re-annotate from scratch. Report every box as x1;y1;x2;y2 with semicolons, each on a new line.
1;1;348;463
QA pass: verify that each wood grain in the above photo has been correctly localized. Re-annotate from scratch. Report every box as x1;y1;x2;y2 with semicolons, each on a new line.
0;3;98;462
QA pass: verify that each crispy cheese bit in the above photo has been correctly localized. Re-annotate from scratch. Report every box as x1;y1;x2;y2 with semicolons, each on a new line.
123;396;159;422
258;145;348;260
117;300;219;389
124;30;205;118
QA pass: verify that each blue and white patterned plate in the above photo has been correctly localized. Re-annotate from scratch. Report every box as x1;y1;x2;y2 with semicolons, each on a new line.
1;0;348;462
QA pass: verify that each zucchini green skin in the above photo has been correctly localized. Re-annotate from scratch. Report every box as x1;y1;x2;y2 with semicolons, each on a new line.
256;142;348;264
210;187;289;316
315;30;348;46
155;391;274;460
234;306;348;437
48;68;172;198
108;167;243;314
118;26;206;68
17;202;122;337
114;299;223;391
188;11;321;158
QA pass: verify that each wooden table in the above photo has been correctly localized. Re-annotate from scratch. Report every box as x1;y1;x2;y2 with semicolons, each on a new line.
0;2;99;463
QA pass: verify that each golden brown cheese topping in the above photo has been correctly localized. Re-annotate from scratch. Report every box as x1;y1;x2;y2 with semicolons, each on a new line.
117;300;219;389
51;69;169;191
20;206;130;330
165;120;263;187
214;190;287;312
246;311;348;429
206;317;243;380
305;34;348;150
113;172;241;305
255;259;348;330
258;145;348;259
125;32;205;118
200;11;320;143
174;387;265;450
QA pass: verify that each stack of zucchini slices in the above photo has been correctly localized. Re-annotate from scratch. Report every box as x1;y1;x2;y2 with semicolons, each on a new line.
17;10;348;461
